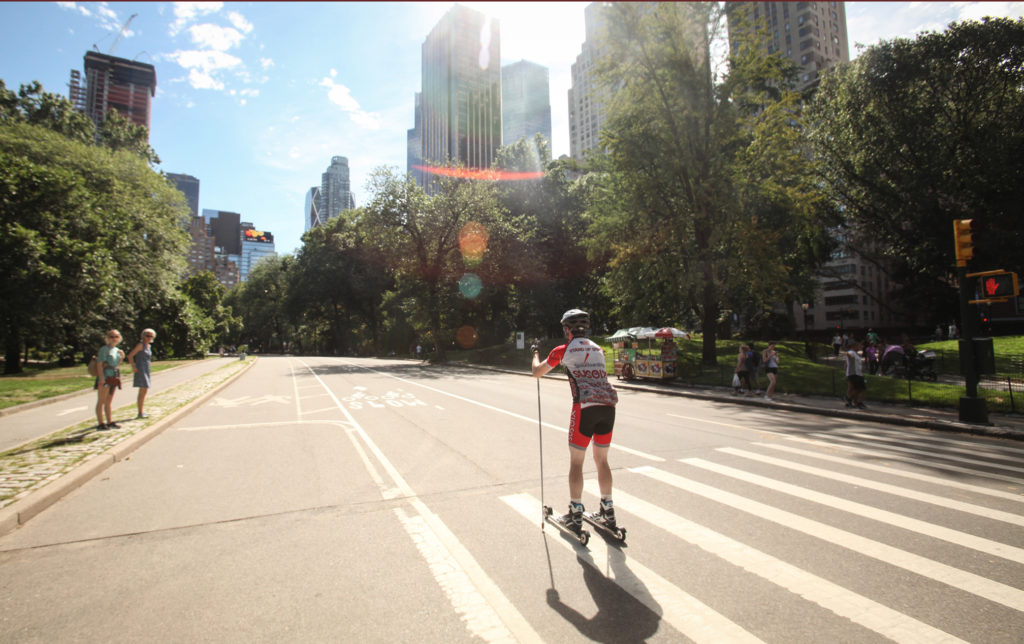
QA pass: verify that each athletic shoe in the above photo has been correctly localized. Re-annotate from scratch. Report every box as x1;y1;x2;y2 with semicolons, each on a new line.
563;502;584;535
107;422;121;429
136;413;149;419
856;403;868;409
599;499;617;530
763;396;773;401
96;423;108;430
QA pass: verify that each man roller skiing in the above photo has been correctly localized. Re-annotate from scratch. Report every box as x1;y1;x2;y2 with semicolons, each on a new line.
532;309;619;535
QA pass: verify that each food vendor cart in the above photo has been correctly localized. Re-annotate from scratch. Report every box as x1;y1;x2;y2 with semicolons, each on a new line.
609;326;687;381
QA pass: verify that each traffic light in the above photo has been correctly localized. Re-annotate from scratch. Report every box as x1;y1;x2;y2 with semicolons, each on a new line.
979;271;1019;299
953;219;974;266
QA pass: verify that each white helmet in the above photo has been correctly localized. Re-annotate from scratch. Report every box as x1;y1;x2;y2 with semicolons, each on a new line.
560;309;590;337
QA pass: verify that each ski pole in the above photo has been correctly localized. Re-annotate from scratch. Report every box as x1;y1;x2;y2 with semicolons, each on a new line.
537;375;545;530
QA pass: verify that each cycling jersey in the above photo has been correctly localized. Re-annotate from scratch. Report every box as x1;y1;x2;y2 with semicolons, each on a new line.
545;337;618;408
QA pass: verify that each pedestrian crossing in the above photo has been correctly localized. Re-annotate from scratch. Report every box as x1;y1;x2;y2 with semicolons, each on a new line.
500;425;1024;643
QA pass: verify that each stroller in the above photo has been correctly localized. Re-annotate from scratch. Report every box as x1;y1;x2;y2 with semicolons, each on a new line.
906;349;938;381
881;344;937;381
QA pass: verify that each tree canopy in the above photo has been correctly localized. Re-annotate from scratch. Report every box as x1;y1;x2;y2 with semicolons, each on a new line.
807;17;1024;321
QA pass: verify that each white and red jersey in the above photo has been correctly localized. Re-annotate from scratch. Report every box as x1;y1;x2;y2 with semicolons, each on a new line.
545;337;618;408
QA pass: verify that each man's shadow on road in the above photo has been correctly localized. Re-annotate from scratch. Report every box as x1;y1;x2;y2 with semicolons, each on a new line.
544;535;661;643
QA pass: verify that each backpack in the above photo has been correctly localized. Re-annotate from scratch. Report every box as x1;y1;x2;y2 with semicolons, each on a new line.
87;356;100;378
748;349;761;369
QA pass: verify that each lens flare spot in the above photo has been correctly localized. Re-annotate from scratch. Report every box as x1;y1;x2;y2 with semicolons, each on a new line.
456;325;479;349
458;273;483;299
459;222;488;263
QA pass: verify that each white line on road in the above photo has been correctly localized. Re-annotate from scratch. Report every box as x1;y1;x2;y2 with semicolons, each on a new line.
842;431;1024;475
591;484;968;644
714;447;1024;526
683;456;1024;564
501;492;765;644
631;465;1024;611
296;359;542;644
350;362;665;462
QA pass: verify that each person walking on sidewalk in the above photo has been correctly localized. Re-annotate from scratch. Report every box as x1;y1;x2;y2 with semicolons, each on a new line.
845;339;868;409
532;309;619;535
127;328;156;419
94;330;125;429
762;342;780;400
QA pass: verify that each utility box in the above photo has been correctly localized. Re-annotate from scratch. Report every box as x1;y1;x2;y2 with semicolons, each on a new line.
960;338;996;375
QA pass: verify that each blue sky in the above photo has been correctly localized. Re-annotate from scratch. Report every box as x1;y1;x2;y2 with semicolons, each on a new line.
2;2;1022;257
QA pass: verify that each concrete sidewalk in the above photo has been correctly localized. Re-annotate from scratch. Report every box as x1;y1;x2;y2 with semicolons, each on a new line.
0;357;238;453
459;362;1024;441
0;357;255;535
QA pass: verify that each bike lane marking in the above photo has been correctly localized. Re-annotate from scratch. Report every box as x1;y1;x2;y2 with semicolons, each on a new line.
295;358;541;644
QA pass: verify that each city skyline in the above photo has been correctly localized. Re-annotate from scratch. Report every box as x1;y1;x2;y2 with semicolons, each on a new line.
1;2;1021;256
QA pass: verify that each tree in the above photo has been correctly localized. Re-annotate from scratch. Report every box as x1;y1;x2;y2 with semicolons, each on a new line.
225;255;294;353
0;124;189;372
806;17;1024;322
361;167;505;360
1;80;189;372
289;210;391;355
180;271;240;351
492;136;612;338
587;3;827;363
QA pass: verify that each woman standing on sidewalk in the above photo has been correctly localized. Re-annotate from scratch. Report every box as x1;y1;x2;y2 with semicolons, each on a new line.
127;328;156;419
95;330;125;430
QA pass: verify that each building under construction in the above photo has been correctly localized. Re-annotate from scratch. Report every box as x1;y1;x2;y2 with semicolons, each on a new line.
69;51;156;137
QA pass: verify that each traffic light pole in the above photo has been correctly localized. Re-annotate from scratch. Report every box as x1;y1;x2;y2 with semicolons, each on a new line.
957;265;988;424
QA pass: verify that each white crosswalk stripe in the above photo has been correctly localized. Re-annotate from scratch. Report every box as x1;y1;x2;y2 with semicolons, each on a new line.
761;441;1024;504
501;492;765;644
629;464;1024;610
583;483;968;644
714;446;1024;526
682;456;1024;563
786;433;1024;485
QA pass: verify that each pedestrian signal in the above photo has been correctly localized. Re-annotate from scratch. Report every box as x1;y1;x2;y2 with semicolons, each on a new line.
953;219;974;266
981;272;1019;299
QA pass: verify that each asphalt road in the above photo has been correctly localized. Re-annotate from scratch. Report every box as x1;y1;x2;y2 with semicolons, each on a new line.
1;355;1022;642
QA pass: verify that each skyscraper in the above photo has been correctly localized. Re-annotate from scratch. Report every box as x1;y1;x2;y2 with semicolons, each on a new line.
319;156;355;222
69;51;157;136
501;60;552;148
239;224;277;281
167;173;200;218
304;186;323;232
568;3;612;162
407;92;424;186
726;1;850;91
418;4;502;190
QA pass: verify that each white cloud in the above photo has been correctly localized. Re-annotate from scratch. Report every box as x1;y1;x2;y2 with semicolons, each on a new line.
187;23;244;50
318;77;383;130
260;57;275;69
227;11;254;34
167;49;242;90
320;77;360;111
170;2;223;36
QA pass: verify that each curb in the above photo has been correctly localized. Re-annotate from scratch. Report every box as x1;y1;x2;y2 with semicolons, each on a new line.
451;362;1024;441
0;357;257;537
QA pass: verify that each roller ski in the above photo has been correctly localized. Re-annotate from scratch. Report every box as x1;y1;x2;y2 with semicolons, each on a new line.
543;504;590;546
583;499;626;542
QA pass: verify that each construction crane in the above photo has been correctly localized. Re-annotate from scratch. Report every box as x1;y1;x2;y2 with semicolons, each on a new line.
93;13;137;56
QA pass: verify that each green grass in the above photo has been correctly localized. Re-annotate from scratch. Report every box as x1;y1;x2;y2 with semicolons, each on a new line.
0;359;202;410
